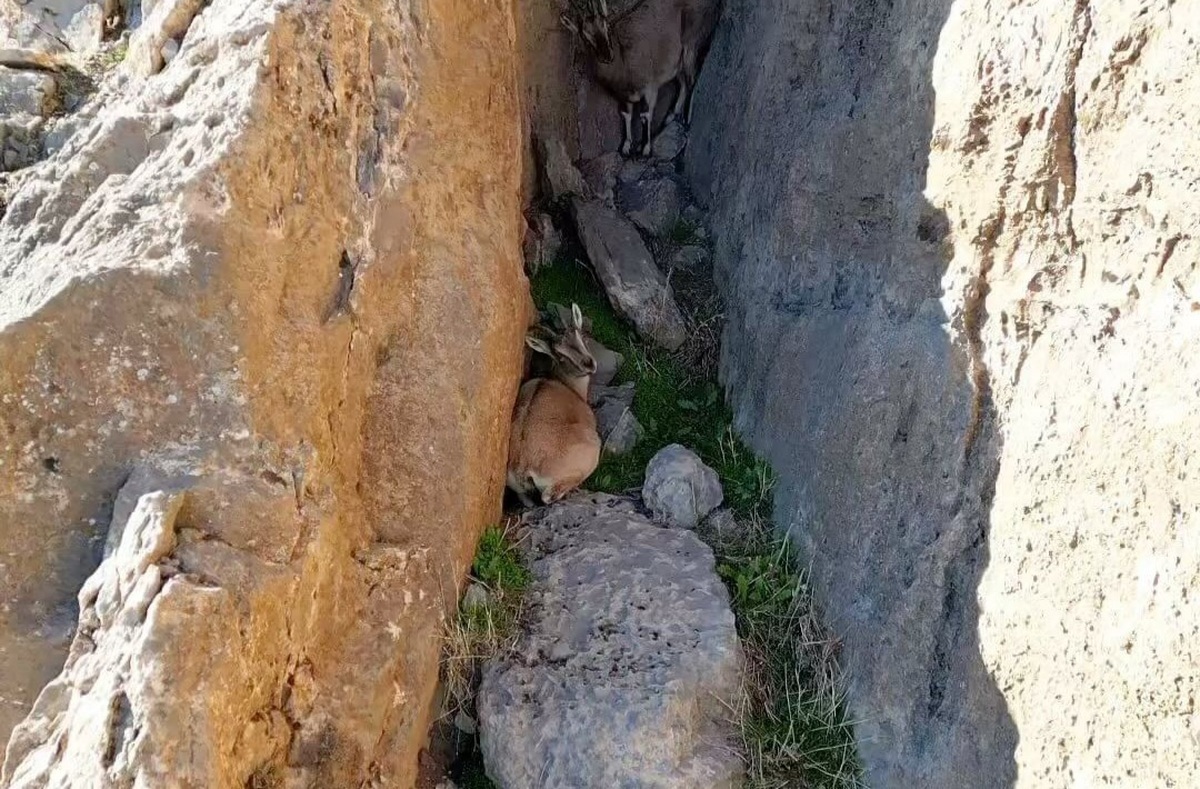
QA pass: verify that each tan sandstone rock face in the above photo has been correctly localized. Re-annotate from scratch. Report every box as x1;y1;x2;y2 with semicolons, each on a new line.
930;4;1200;784
0;0;527;784
689;0;1198;786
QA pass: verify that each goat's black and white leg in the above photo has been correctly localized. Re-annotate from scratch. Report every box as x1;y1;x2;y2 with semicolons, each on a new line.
671;72;690;121
640;90;658;157
681;53;700;125
619;101;634;157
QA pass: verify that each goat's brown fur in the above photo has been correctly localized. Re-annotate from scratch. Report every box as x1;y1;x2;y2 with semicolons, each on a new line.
507;304;601;507
563;0;720;156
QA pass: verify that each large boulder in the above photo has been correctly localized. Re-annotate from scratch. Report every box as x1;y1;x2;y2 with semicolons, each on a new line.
689;0;1200;786
478;494;741;789
570;196;688;350
0;0;528;784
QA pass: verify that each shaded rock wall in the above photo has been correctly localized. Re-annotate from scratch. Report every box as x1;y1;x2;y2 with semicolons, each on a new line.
0;0;527;783
688;0;1199;786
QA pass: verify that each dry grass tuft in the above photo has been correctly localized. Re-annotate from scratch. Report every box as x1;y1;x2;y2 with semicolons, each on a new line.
701;514;864;789
440;521;530;729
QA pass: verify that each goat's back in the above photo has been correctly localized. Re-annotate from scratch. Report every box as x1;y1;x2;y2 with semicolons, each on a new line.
595;0;691;96
509;378;600;485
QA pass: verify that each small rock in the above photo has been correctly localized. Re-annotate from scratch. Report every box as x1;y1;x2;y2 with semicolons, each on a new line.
569;197;688;351
42;116;83;157
579;152;623;203
435;781;458;789
643;444;724;529
159;38;180;65
462;583;490;610
603;408;643;455
592;383;642;454
593;395;628;436
617;176;682;237
588;382;635;409
585;337;623;388
538;136;590;202
668;245;710;271
454;709;477;736
0;69;57;118
617;157;648;185
652;120;688;161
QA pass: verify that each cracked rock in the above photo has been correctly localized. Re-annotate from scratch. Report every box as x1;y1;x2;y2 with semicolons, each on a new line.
478;494;741;789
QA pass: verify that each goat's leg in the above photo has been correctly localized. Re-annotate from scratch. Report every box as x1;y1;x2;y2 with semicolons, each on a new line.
671;71;690;120
640;89;658;158
619;101;634;157
682;50;700;125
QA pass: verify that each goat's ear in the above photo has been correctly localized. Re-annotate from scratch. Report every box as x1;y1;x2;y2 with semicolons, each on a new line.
559;13;578;34
571;303;584;330
526;335;553;355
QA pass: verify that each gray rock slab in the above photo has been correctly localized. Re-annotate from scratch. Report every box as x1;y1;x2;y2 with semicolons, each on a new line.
538;136;590;202
570;197;687;350
478;494;741;789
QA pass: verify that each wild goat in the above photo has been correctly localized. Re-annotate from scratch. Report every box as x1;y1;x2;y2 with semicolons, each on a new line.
561;0;719;157
507;304;601;507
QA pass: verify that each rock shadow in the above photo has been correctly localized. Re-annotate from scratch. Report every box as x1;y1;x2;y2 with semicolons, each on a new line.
683;0;1019;785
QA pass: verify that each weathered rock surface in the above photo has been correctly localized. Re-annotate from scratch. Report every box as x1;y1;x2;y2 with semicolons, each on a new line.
617;174;682;237
3;485;297;788
584;337;622;387
587;381;634;409
537;135;590;202
601;407;642;455
127;0;211;77
0;68;55;117
0;0;107;54
521;210;561;275
668;244;710;271
592;383;641;456
579;151;622;203
570;196;688;350
0;0;528;784
689;0;1200;786
643;444;723;529
652;119;688;161
477;494;741;789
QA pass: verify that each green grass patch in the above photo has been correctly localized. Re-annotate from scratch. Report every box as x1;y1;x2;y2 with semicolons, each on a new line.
440;524;529;788
532;253;861;787
667;217;705;246
471;525;531;595
711;520;863;788
97;42;128;70
531;256;775;517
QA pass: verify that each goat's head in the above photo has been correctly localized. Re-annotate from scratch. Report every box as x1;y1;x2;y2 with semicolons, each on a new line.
560;0;615;64
526;303;597;379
